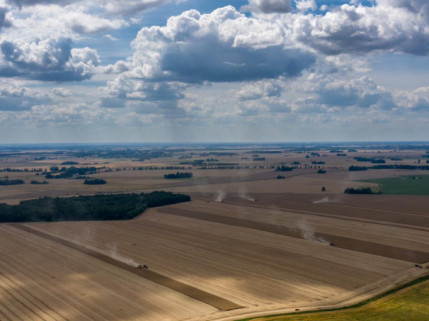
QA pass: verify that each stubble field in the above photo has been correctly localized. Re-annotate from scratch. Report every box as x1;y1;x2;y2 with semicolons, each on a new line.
1;144;429;321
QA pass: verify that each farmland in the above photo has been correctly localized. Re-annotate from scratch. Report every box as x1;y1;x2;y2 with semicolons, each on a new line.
241;277;429;321
0;143;428;321
363;175;429;195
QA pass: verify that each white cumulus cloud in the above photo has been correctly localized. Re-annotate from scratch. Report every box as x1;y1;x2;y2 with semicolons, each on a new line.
0;83;50;111
0;38;100;81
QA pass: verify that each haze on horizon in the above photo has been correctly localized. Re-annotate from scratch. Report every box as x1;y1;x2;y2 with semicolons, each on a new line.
0;0;429;143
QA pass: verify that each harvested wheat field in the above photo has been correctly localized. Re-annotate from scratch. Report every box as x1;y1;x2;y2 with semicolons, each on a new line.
0;167;278;205
167;171;369;195
0;224;218;321
244;277;429;321
6;195;427;321
2;145;429;321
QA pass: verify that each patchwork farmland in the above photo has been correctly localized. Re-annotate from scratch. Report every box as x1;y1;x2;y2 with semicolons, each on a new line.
0;143;428;320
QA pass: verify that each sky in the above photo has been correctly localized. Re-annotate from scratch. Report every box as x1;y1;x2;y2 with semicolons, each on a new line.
0;0;429;143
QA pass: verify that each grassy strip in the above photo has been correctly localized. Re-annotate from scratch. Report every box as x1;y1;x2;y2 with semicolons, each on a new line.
238;274;429;321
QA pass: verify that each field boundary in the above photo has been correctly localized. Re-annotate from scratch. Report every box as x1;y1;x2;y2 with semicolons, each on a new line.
190;266;429;321
189;195;429;232
9;223;243;312
236;274;429;321
159;207;429;263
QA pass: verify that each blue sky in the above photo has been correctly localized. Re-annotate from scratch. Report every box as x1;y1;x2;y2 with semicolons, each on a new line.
0;0;428;143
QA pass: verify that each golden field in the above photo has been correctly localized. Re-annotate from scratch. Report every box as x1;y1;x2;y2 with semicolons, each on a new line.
0;145;428;320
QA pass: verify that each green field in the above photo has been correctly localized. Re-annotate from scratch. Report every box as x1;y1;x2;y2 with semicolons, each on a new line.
240;277;429;321
362;175;429;195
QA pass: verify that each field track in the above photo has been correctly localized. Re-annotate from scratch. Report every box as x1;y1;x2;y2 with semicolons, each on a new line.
10;223;243;312
159;207;429;263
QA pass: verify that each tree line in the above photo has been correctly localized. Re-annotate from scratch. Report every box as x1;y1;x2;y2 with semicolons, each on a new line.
0;191;191;223
164;172;193;179
0;179;24;185
349;165;429;171
344;187;379;194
